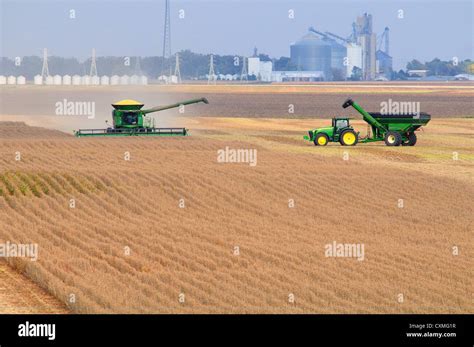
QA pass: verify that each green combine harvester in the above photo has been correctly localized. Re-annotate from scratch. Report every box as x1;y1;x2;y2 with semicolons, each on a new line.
304;98;431;146
74;97;208;137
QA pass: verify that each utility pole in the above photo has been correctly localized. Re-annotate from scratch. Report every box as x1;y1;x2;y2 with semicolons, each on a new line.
240;56;248;82
41;48;49;78
161;0;172;80
174;53;181;83
90;48;98;76
208;54;216;84
134;56;142;76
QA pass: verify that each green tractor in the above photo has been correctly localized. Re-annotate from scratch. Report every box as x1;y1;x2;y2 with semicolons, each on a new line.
304;98;431;146
307;117;359;146
75;97;208;137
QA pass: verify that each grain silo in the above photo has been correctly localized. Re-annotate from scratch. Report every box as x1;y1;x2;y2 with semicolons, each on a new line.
327;40;347;80
72;75;82;85
100;76;110;85
91;76;100;85
290;32;331;80
17;76;26;85
130;75;140;85
120;75;130;85
53;75;62;85
63;75;72;85
110;75;120;85
82;75;91;85
7;76;17;84
34;75;43;85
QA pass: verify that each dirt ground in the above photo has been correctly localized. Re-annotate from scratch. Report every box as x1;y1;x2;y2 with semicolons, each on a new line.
0;83;472;125
0;262;68;313
0;111;472;313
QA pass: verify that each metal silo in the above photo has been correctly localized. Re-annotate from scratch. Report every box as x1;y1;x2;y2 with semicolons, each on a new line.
290;32;331;80
328;40;347;80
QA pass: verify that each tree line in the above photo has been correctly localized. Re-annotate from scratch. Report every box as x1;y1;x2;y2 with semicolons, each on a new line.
0;51;471;80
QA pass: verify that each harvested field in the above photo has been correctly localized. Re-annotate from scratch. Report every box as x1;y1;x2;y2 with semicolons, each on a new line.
0;117;472;314
0;262;68;314
0;84;473;124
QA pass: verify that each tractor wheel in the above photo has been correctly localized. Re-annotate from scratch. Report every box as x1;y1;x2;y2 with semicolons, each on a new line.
314;133;329;146
384;131;402;146
340;130;358;146
402;132;417;146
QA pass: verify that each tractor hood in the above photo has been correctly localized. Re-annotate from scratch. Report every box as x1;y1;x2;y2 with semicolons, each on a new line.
313;126;333;133
303;126;334;141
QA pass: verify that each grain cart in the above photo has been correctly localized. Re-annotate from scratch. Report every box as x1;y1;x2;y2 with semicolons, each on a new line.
74;97;208;137
304;98;430;146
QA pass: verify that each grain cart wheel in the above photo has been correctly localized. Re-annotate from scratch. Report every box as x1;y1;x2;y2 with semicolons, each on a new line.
315;133;329;146
403;132;417;146
384;131;402;146
340;130;358;146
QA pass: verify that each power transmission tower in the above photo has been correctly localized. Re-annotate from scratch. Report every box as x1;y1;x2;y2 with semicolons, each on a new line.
90;48;98;76
41;48;49;78
208;54;216;84
161;0;172;79
240;56;248;82
174;53;181;83
134;56;142;76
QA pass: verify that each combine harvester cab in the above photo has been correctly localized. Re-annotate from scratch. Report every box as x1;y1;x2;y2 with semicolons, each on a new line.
75;97;209;137
304;98;430;146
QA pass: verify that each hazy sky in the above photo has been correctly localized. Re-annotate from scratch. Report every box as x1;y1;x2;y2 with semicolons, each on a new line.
1;0;472;70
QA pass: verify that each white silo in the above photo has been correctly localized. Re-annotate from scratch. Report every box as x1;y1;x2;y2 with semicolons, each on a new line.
130;75;139;85
82;75;91;85
7;76;16;84
120;75;130;85
17;76;26;85
53;75;62;85
45;76;53;85
91;75;100;85
63;75;72;85
0;75;6;84
140;76;148;85
34;75;43;85
72;75;82;85
100;76;110;86
110;75;120;85
100;76;110;85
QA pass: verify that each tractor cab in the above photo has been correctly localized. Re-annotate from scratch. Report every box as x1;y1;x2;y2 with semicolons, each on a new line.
332;117;352;132
111;99;145;129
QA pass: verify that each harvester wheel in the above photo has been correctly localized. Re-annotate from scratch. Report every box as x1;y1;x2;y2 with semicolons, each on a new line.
384;131;402;146
340;130;358;146
402;132;417;146
314;133;329;146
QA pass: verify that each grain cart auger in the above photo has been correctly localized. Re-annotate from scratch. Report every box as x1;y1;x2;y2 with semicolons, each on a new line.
74;97;209;137
303;98;430;146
